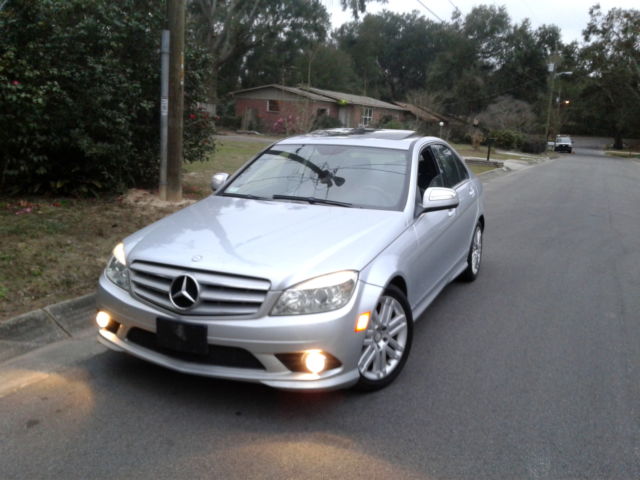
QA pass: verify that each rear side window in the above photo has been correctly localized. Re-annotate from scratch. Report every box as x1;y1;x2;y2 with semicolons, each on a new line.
432;145;468;187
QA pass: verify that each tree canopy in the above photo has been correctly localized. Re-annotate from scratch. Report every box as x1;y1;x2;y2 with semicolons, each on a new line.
1;1;639;195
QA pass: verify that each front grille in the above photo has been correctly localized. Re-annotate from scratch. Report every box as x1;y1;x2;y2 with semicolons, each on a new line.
129;261;270;316
127;328;265;370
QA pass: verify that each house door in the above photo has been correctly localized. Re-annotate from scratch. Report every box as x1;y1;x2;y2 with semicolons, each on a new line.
241;108;258;130
338;106;349;127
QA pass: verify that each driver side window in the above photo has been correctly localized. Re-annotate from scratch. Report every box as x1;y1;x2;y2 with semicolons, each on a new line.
417;147;443;197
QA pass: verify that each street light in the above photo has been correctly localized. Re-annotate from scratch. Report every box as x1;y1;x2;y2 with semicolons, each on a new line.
544;66;572;142
439;121;444;138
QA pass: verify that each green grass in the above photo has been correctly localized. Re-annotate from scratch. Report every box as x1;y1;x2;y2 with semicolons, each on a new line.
605;151;640;159
468;163;498;175
0;197;182;320
451;143;546;161
1;137;503;320
182;138;504;193
183;140;267;196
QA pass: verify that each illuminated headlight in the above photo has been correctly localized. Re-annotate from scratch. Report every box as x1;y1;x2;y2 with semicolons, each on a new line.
271;271;357;315
105;242;130;290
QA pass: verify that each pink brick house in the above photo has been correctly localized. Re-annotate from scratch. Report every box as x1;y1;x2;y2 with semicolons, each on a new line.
232;84;409;134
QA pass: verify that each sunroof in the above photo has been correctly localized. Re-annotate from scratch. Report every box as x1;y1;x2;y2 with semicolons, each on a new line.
309;128;418;140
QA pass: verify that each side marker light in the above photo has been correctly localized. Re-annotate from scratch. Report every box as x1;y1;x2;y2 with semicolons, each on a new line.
355;312;370;332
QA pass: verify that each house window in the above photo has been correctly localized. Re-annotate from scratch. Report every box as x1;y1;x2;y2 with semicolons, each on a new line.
361;107;373;126
267;100;280;112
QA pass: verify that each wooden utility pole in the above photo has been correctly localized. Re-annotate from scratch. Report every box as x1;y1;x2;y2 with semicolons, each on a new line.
166;0;185;202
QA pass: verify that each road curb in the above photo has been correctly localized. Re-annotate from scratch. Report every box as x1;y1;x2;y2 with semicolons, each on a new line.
0;153;552;363
0;293;96;362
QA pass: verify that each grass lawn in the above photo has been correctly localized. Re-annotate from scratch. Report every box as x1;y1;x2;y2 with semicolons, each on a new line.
605;151;640;159
183;138;267;194
1;137;502;320
184;138;502;190
0;197;184;320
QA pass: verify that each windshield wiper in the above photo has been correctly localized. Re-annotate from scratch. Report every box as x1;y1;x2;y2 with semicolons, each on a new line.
220;192;270;200
272;194;352;207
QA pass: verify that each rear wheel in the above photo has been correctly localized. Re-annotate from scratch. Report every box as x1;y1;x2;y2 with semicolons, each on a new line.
458;223;483;282
355;285;413;391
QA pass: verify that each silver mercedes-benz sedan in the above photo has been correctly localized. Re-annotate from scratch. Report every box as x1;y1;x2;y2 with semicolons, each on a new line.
96;128;484;391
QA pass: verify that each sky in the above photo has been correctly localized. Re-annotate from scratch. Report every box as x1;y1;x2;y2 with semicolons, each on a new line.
323;0;639;44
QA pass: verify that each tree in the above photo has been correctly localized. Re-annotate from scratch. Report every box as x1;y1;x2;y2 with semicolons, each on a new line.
339;0;387;19
0;0;214;195
191;0;329;107
296;45;360;92
579;5;640;148
476;96;536;132
335;11;439;100
491;21;549;104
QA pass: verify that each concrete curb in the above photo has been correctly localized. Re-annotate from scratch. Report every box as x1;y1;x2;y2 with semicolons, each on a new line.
0;293;96;362
0;153;552;364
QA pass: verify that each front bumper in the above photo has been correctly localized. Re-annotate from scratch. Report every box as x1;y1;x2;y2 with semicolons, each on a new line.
554;144;572;152
96;273;382;390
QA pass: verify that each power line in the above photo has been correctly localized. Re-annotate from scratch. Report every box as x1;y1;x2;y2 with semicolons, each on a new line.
415;0;444;22
517;0;541;26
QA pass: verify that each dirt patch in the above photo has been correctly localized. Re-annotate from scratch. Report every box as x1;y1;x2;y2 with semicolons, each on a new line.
0;190;188;321
120;188;196;209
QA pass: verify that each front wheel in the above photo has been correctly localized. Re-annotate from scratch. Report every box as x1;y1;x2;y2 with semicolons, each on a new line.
355;285;413;391
458;223;483;282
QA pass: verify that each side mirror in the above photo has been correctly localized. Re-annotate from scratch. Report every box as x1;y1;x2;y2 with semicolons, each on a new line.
421;187;459;213
211;172;229;191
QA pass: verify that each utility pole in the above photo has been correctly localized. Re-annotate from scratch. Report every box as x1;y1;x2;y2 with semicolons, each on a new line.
159;30;170;200
544;63;556;143
166;0;185;202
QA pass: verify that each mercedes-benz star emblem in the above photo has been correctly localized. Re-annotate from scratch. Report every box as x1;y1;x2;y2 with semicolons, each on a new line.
169;275;200;310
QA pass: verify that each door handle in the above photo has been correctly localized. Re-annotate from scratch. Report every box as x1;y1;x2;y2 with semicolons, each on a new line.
469;187;476;197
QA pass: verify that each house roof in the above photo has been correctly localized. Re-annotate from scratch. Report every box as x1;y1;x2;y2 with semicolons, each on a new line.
231;84;336;103
302;87;405;111
394;101;465;125
232;84;406;111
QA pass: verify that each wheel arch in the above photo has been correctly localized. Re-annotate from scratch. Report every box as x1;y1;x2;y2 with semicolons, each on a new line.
387;275;408;298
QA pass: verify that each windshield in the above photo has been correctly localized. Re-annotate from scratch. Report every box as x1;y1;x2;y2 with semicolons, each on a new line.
221;144;410;210
557;137;571;143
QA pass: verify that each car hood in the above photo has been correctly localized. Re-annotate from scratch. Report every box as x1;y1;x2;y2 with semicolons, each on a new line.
124;196;408;289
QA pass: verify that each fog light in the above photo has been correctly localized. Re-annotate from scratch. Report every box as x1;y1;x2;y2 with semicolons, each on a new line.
303;350;327;374
355;312;370;332
96;311;112;329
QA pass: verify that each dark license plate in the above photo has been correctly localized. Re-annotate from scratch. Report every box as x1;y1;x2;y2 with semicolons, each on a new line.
156;318;208;355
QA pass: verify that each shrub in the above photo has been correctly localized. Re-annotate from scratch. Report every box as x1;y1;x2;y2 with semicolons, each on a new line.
0;0;214;196
311;114;342;130
489;129;524;150
520;135;547;154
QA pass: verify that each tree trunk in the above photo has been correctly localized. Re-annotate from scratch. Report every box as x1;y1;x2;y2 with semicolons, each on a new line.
204;65;219;116
613;131;624;150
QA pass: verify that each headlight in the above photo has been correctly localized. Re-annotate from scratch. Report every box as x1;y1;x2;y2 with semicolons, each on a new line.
105;242;130;290
271;271;358;315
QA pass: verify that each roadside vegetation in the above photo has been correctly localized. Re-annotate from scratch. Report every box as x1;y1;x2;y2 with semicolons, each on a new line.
0;1;636;318
605;151;640;159
1;136;520;320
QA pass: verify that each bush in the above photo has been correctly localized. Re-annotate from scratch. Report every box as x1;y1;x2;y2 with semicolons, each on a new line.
489;129;524;150
520;135;547;154
378;119;406;130
311;114;342;130
0;0;214;196
376;115;409;130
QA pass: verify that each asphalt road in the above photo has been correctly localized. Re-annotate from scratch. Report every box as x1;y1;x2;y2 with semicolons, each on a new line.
2;149;640;479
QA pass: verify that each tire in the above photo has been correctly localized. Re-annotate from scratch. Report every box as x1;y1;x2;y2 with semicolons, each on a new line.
458;222;483;282
355;285;413;391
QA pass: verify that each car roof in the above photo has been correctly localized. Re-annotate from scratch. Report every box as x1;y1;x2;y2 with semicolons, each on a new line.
277;128;427;150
